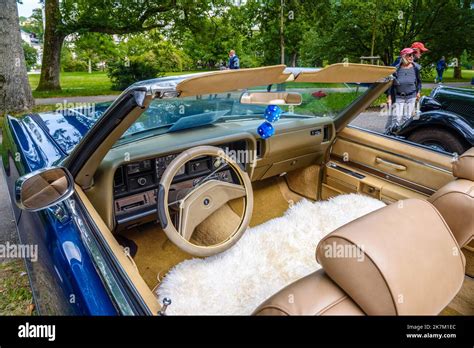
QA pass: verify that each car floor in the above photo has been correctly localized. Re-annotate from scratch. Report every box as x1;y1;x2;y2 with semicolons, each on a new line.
119;176;305;290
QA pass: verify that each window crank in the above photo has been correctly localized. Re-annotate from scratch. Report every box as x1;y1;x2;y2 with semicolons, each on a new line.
158;298;172;316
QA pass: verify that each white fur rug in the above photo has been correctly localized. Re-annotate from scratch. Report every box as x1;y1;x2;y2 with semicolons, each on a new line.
156;194;385;315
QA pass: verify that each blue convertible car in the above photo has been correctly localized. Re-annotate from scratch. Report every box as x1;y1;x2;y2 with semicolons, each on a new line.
2;64;472;316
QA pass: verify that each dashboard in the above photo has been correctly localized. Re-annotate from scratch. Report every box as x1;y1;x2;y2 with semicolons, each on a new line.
86;117;336;232
113;140;247;229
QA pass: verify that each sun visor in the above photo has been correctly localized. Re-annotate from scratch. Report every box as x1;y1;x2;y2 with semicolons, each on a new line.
294;63;395;83
177;65;290;97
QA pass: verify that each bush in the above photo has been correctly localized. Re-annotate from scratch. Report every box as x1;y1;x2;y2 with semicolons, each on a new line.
62;59;88;72
107;52;162;90
22;42;38;71
61;46;88;72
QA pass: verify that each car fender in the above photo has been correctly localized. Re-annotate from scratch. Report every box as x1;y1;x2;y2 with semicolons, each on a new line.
396;110;474;146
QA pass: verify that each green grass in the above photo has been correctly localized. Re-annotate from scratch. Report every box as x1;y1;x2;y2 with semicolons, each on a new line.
29;71;207;99
2;105;58;119
29;72;119;99
422;68;474;83
0;260;34;315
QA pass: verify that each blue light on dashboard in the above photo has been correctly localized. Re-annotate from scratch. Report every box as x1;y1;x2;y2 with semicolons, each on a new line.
264;105;282;122
257;121;275;139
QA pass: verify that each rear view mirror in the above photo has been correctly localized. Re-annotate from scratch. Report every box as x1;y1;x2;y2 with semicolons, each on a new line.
240;92;302;105
15;167;74;211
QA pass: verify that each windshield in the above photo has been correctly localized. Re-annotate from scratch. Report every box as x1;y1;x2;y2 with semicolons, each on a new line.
114;82;369;146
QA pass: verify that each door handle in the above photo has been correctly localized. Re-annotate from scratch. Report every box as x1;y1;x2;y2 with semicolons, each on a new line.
375;157;407;171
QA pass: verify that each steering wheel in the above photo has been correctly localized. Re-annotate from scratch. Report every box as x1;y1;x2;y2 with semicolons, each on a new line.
157;146;253;257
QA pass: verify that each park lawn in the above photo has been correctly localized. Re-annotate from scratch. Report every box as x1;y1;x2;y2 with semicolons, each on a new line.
422;68;474;83
0;260;34;315
29;71;205;99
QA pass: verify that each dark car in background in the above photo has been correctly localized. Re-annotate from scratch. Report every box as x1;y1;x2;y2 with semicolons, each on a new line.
395;86;474;154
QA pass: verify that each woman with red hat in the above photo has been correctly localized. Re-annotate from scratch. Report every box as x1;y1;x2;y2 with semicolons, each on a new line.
386;47;422;132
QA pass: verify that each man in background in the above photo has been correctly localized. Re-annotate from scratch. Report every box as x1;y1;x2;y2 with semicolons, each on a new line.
228;50;240;70
435;56;448;83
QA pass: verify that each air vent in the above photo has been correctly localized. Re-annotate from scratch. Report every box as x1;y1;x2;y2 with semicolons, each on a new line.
256;139;263;158
114;167;124;187
323;125;332;142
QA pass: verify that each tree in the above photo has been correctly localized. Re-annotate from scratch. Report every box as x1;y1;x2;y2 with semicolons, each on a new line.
423;0;474;79
74;33;117;73
237;0;326;67
37;0;213;91
297;0;457;67
0;0;35;113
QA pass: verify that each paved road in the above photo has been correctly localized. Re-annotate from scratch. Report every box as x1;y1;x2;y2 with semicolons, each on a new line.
35;94;118;105
423;82;473;89
350;110;388;133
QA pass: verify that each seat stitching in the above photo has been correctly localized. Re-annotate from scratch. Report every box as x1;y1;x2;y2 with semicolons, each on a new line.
254;305;290;315
317;294;351;315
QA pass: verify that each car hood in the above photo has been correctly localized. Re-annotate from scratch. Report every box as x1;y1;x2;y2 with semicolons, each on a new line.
32;103;111;155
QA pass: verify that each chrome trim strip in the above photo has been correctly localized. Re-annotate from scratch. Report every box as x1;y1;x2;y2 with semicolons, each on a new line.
66;198;135;315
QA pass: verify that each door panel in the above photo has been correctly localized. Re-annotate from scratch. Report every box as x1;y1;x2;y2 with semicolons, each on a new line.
322;127;454;202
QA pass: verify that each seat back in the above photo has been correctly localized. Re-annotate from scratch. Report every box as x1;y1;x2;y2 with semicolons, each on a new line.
429;147;474;248
316;199;465;315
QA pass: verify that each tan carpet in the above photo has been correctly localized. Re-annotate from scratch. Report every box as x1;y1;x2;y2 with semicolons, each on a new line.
119;224;192;289
229;176;303;227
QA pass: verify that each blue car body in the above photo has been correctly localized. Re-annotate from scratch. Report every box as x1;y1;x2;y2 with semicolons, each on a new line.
2;103;124;315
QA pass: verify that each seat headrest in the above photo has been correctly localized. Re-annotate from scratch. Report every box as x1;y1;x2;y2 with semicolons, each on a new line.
316;199;465;315
453;147;474;181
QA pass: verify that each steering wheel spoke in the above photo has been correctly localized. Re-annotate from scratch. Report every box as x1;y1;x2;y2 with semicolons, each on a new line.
178;180;246;241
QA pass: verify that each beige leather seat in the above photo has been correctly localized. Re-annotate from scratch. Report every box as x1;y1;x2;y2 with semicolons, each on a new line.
428;147;474;248
253;199;465;315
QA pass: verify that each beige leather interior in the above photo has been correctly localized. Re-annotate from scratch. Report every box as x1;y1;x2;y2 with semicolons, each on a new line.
177;65;290;97
75;185;161;315
453;147;474;181
429;148;474;248
294;63;396;83
255;199;465;315
253;269;364;315
240;91;302;105
323;127;454;202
